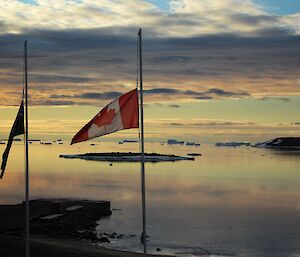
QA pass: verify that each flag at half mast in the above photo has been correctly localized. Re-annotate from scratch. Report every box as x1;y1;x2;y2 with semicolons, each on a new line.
1;100;25;179
71;89;139;144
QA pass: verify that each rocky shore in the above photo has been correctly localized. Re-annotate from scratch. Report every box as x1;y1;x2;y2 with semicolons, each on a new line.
254;137;300;149
0;234;166;257
0;199;168;257
0;199;111;240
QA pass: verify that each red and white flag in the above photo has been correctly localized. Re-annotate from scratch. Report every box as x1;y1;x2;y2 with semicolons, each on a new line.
71;89;139;144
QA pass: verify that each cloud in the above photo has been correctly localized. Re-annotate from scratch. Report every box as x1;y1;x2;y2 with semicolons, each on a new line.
150;56;192;64
257;97;291;102
0;1;299;106
0;0;299;37
230;14;279;26
144;87;249;99
75;92;122;100
277;97;290;102
31;74;94;84
195;96;213;100
45;87;250;105
207;88;250;97
169;122;183;126
161;120;256;127
0;29;299;106
252;27;294;37
41;100;80;106
168;104;180;108
144;88;180;94
49;91;124;102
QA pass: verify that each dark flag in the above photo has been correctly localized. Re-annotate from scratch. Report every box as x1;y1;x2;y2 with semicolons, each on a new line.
0;100;24;179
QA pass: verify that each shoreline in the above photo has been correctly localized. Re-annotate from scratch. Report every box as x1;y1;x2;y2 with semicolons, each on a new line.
0;199;173;257
0;234;170;257
0;199;175;257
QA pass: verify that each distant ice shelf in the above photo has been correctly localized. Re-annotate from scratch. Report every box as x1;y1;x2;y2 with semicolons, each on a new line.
215;142;251;147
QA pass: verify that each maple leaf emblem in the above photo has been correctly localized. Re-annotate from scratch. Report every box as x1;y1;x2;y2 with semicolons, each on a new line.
93;107;116;127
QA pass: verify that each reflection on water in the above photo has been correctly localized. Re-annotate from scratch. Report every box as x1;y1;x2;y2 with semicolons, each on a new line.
0;142;299;257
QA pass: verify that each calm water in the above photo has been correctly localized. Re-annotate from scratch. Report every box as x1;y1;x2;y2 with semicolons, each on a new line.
0;142;299;257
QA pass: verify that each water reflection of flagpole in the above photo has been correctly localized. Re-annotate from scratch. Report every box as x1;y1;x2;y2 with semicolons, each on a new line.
24;40;30;257
138;28;147;256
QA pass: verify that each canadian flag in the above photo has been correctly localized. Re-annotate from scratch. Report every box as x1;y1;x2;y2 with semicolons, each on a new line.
71;89;139;144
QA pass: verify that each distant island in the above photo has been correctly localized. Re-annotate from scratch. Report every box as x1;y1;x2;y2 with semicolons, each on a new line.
254;137;300;149
118;139;138;144
167;139;184;145
215;142;251;147
59;152;195;162
167;139;200;146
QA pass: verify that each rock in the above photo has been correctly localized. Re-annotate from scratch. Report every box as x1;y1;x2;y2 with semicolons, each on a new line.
156;248;161;251
0;198;113;245
110;232;117;238
255;137;300;149
187;153;202;156
80;230;97;241
99;236;110;243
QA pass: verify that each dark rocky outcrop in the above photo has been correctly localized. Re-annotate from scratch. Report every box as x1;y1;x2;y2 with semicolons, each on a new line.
255;137;300;149
0;199;111;242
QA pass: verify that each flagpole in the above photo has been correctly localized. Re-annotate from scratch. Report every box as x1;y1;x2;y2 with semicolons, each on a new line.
24;40;30;257
138;28;147;255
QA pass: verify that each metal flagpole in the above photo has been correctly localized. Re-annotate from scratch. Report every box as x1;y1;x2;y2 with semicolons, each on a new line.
24;40;30;257
138;28;147;255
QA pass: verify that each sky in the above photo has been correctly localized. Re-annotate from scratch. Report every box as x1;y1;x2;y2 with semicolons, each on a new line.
0;0;300;143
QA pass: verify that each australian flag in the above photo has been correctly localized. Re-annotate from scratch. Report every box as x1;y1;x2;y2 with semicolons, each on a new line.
1;100;24;179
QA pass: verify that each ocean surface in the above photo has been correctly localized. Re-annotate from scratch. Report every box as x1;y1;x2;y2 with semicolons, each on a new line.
0;141;299;257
